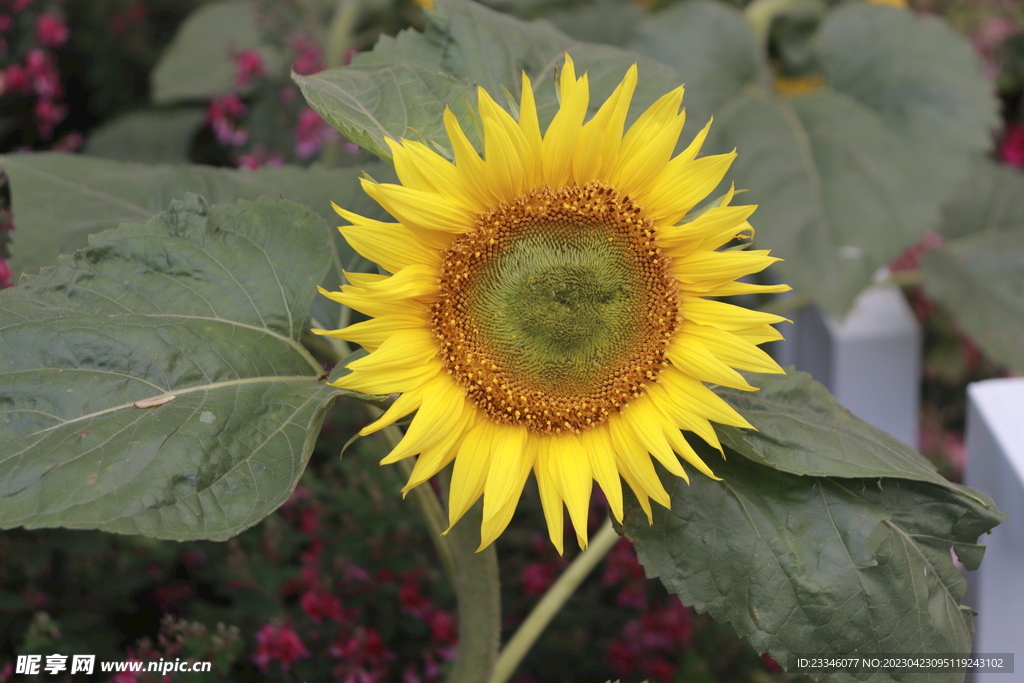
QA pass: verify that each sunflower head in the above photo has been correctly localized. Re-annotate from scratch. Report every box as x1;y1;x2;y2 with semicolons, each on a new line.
316;54;789;553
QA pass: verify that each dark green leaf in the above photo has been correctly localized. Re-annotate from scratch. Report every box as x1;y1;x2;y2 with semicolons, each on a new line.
938;160;1024;240
544;0;645;48
0;194;335;540
292;63;479;162
82;109;206;164
714;371;967;495
297;0;682;160
631;2;996;316
150;0;284;104
629;0;762;140
624;452;1004;683
921;230;1024;373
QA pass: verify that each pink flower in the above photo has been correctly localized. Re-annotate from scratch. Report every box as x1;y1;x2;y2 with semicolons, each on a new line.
999;122;1024;168
252;624;310;674
25;49;61;99
330;627;393;683
35;14;68;47
425;610;457;645
207;94;247;146
3;65;31;94
300;588;351;624
237;152;284;170
290;36;323;76
233;48;267;88
520;561;558;597
398;574;432;618
0;15;12;32
12;0;33;13
0;260;11;290
294;108;338;159
33;98;66;139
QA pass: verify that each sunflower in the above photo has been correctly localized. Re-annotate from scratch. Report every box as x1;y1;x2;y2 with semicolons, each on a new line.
316;55;789;553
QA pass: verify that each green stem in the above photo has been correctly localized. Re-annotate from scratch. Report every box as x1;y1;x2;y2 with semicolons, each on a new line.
447;503;502;683
489;518;619;683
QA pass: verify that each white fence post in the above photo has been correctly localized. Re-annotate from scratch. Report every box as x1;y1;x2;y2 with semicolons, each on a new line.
964;377;1024;682
771;285;921;446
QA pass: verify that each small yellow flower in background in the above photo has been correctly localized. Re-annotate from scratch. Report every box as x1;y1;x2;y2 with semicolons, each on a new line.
412;0;435;9
773;73;825;96
867;0;907;6
316;55;789;553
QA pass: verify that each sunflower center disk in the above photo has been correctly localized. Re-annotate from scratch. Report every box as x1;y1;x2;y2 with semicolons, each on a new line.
431;183;681;435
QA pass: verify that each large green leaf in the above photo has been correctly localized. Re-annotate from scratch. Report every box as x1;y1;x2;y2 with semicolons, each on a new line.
629;2;996;316
624;452;1004;683
292;64;479;162
938;160;1024;241
714;371;965;494
150;0;284;104
0;154;395;330
295;0;682;160
921;230;1024;374
82;108;206;164
0;195;335;540
628;0;763;140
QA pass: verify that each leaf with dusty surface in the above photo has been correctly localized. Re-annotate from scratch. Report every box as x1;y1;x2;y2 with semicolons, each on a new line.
0;194;335;540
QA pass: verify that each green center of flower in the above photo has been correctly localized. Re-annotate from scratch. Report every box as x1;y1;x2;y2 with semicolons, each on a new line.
475;231;643;391
431;183;680;435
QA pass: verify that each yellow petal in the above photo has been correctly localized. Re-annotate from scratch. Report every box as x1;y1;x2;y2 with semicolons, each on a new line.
345;328;437;372
360;388;423;435
680;296;788;331
479;87;531;202
535;439;565;554
403;407;476;491
612;86;685;198
446;419;499;530
479;431;536;550
620;399;689;483
542;55;589;188
362;179;476;234
518;71;544;186
644;152;736;225
444;107;498;208
667;335;756;391
319;314;423;352
381;376;468;464
573;63;637;183
582;426;623;523
681;321;786;374
549;431;593;549
660;369;753;429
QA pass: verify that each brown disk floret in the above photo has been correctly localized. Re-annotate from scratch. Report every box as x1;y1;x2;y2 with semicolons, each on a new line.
430;182;681;435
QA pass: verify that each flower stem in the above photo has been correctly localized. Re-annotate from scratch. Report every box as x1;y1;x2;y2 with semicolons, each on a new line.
447;503;502;683
489;518;620;683
370;412;501;683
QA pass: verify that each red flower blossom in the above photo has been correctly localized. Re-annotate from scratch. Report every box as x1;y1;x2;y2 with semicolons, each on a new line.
398;574;432;618
3;65;31;94
233;48;267;88
330;626;393;683
252;623;311;674
33;97;66;139
0;260;11;289
425;609;457;645
294;108;338;159
206;94;247;147
290;36;323;76
1000;122;1024;168
520;561;558;597
35;14;68;47
300;588;351;624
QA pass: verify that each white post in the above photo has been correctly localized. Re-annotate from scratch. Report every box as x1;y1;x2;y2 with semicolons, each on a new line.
771;285;921;447
964;377;1024;682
